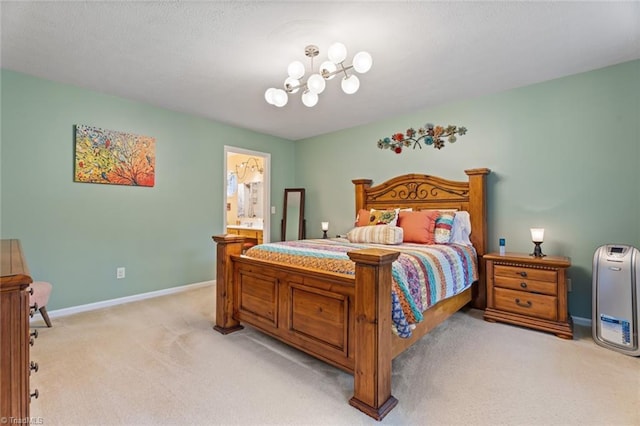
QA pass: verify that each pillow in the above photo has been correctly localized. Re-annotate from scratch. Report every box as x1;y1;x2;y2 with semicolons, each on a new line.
397;210;439;244
450;210;472;246
368;208;400;226
356;208;410;227
355;209;371;227
434;211;456;244
346;225;403;245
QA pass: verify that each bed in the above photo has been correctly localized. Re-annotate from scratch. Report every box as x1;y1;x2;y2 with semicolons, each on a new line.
212;168;490;420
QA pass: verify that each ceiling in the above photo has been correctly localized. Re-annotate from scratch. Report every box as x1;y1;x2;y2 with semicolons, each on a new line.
1;1;638;141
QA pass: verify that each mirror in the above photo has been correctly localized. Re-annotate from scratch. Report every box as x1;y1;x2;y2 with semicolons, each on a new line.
237;181;263;219
282;188;305;241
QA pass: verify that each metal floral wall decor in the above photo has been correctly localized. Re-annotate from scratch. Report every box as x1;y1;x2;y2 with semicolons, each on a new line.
74;125;156;187
377;123;467;154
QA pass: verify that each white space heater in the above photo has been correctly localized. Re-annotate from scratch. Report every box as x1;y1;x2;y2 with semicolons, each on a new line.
592;244;640;356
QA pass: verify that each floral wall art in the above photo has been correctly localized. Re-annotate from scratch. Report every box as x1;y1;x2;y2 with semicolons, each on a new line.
377;123;467;154
74;125;156;187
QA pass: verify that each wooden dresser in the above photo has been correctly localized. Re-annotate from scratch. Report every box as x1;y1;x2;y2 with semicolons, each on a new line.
484;252;573;339
1;239;38;421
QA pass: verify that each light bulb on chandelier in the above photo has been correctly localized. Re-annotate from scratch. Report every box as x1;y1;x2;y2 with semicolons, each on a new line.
264;42;372;108
301;90;318;107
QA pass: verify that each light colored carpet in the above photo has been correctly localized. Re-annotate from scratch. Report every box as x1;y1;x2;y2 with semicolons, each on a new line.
29;284;639;425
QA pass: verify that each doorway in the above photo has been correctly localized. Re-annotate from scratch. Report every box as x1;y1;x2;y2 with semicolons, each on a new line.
224;146;271;244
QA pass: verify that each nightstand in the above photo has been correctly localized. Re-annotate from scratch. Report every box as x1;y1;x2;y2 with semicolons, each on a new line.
484;252;573;339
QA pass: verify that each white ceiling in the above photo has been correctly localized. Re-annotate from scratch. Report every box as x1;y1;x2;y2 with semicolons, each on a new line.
1;1;638;141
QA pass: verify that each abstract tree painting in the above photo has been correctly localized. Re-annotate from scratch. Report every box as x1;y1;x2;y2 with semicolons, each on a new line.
74;125;156;187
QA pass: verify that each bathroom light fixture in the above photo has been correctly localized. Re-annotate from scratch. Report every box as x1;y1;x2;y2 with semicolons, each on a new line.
530;228;545;258
235;157;263;181
265;43;372;108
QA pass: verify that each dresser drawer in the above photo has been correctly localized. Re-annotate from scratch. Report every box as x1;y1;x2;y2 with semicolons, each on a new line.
494;276;557;296
493;287;557;321
494;264;557;283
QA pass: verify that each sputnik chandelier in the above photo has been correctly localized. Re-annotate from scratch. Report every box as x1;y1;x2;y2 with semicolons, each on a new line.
264;43;372;108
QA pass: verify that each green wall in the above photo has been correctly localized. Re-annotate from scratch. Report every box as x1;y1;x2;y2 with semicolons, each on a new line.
0;70;295;310
296;60;640;319
3;61;638;319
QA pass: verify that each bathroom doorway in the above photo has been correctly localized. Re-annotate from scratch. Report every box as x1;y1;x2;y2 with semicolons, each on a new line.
224;146;271;244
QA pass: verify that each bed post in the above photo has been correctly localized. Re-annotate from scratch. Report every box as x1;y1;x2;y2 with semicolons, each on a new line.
347;248;401;421
464;168;490;309
212;234;245;334
352;179;373;213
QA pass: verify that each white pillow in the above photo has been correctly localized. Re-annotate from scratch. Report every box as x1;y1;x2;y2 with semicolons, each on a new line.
450;210;472;246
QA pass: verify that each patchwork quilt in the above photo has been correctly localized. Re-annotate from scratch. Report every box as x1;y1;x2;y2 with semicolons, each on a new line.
245;238;478;338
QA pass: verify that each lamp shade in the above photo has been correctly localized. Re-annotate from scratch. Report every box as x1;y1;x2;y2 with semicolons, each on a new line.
301;90;318;107
272;89;288;107
321;222;329;231
341;75;360;94
284;77;300;94
264;88;277;105
352;51;373;73
530;228;545;243
319;61;337;80
307;73;326;94
287;60;305;79
328;42;347;64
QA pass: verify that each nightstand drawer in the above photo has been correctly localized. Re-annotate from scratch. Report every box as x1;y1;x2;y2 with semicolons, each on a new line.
494;276;557;296
494;264;557;283
494;288;557;321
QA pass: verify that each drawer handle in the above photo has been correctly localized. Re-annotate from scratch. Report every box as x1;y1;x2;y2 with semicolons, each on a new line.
31;329;38;339
520;282;528;289
30;389;39;400
519;271;528;278
30;361;39;373
515;298;532;308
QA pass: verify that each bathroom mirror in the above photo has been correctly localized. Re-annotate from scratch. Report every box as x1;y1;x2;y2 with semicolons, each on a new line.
237;181;263;219
281;188;305;241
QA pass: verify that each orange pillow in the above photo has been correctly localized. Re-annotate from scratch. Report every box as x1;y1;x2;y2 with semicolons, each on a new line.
397;210;439;244
355;209;371;226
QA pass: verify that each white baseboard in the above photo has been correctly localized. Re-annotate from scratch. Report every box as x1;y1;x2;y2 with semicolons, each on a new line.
42;280;215;320
572;315;592;327
39;282;595;329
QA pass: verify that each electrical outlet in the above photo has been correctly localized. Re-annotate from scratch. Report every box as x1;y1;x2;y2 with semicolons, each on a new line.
567;278;572;292
116;267;125;279
271;206;276;214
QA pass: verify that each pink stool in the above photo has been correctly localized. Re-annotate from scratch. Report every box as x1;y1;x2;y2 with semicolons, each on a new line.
28;281;52;327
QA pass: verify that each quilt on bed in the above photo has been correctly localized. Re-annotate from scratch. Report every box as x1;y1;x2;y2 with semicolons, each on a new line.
244;238;478;338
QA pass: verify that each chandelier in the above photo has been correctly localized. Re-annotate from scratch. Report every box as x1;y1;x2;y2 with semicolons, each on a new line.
264;43;372;108
235;157;263;181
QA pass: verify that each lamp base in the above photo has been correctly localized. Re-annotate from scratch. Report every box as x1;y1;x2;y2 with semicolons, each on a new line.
531;242;546;258
322;230;328;239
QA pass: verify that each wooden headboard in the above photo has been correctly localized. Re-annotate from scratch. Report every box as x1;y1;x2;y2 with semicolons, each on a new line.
352;168;491;307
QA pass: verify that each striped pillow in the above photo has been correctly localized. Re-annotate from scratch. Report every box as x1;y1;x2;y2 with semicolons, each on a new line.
347;225;403;245
434;211;456;243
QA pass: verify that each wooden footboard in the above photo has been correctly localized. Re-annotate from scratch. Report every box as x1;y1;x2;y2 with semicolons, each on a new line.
212;234;472;420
